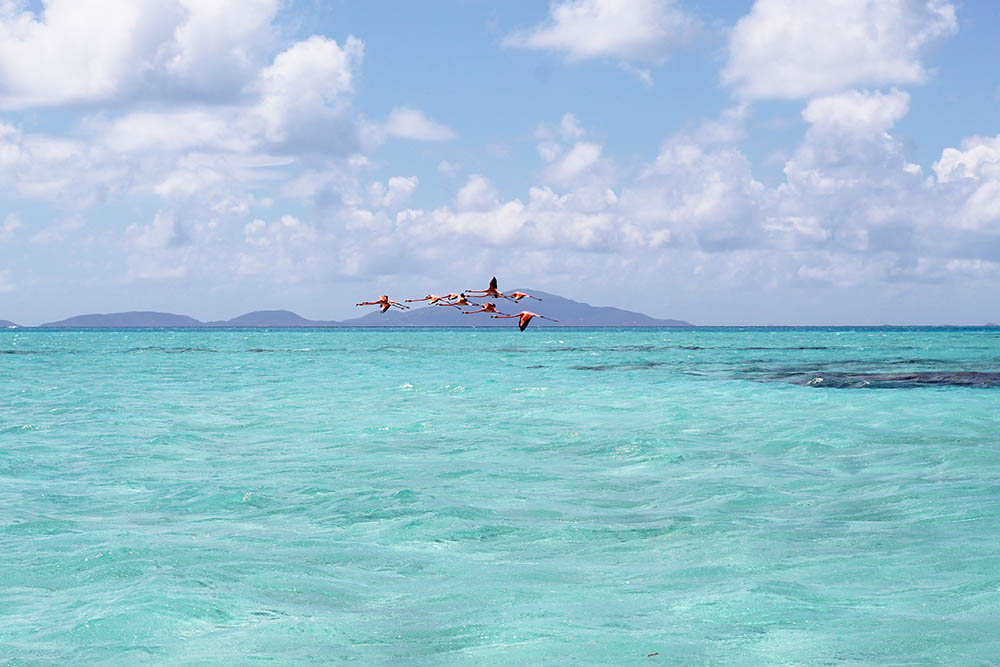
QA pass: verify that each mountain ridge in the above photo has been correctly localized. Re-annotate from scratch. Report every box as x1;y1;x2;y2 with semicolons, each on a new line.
29;291;692;327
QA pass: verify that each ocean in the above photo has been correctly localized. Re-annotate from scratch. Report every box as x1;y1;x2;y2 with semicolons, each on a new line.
2;327;998;664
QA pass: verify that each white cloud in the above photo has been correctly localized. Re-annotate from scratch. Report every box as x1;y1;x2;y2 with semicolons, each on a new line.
618;61;653;86
385;108;456;141
125;209;186;251
781;90;920;205
0;0;997;324
0;123;124;207
933;134;1000;230
558;113;585;139
254;35;363;148
620;139;763;249
0;0;279;109
438;159;460;176
934;134;1000;183
542;141;602;186
724;0;957;99
369;175;418;209
243;214;319;248
86;34;364;157
504;0;697;64
397;200;529;247
773;89;932;258
385;176;418;208
801;89;910;133
1;212;22;241
31;214;86;243
536;112;586;142
0;31;368;215
162;0;278;99
455;175;498;211
694;104;749;145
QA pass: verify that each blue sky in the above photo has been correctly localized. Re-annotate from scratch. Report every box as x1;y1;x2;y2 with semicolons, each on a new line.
1;0;999;325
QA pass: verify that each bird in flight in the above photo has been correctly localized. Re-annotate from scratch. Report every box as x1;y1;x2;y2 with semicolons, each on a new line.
405;294;450;305
491;310;558;331
440;293;475;308
504;291;541;302
353;277;557;328
466;276;504;299
356;295;410;313
462;302;507;315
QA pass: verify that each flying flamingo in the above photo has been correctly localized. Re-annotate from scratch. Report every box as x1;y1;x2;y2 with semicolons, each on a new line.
406;294;450;305
356;295;410;313
504;291;542;302
463;302;507;315
440;293;475;308
491;311;558;331
466;276;504;299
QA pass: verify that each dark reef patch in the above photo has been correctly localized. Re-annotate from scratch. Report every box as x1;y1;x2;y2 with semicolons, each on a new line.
789;371;1000;388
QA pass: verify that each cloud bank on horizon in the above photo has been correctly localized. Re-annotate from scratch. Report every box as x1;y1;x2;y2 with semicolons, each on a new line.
1;0;998;325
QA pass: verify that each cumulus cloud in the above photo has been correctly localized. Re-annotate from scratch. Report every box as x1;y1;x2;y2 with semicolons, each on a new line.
620;139;764;250
0;0;279;109
0;28;370;223
384;108;456;141
535;112;586;142
503;0;697;64
724;0;957;99
934;134;1000;230
1;2;997;324
0;122;125;207
542;141;603;186
801;88;910;132
935;134;1000;183
378;98;1000;305
125;209;188;251
694;104;749;145
94;34;365;157
455;175;500;211
533;115;613;188
770;89;932;264
369;175;418;209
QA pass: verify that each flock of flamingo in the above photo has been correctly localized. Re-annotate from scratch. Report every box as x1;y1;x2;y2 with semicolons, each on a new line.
356;277;558;331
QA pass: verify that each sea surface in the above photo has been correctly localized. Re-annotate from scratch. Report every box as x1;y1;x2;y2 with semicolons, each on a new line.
2;327;999;665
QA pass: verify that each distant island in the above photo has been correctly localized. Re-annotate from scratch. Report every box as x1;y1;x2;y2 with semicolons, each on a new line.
17;290;691;328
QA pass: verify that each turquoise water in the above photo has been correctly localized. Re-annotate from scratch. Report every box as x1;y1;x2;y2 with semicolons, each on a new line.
2;327;999;665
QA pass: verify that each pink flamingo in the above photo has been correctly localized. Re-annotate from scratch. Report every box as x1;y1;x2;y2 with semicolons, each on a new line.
406;294;450;305
463;302;507;315
466;276;504;299
504;291;541;302
356;295;410;313
491;310;558;331
440;293;475;308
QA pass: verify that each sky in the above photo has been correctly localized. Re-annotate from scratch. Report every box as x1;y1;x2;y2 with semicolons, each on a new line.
1;0;999;326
